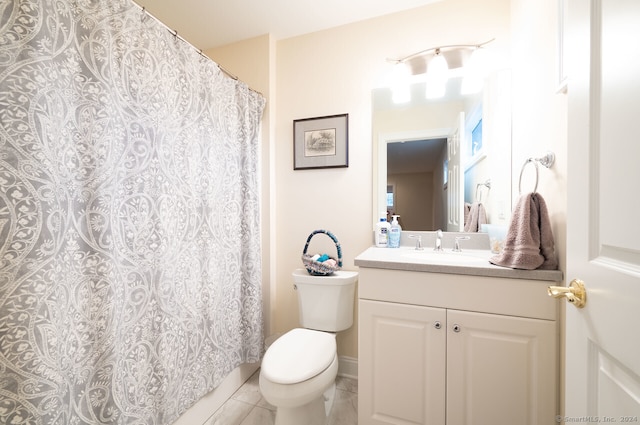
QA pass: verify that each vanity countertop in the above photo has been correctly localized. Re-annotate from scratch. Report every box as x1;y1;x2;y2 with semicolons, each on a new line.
355;246;564;282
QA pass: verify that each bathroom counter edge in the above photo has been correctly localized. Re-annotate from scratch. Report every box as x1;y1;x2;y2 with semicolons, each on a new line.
354;247;564;282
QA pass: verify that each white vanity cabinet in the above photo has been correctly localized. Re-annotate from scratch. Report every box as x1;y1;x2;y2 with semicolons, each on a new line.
357;266;560;425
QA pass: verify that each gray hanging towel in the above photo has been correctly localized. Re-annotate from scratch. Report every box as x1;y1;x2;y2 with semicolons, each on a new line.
490;192;558;270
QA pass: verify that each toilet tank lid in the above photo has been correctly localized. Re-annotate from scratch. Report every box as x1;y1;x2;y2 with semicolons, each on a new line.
261;328;336;384
292;268;358;285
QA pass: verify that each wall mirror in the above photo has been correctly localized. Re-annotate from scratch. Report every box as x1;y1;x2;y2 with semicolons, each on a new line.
372;68;512;232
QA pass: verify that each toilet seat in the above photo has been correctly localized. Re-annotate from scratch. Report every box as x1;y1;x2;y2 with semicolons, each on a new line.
261;328;336;384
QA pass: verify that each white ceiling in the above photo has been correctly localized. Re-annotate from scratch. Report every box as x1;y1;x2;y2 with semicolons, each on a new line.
133;0;441;50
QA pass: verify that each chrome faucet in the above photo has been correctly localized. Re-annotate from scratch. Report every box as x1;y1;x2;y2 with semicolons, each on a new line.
453;236;471;252
434;229;443;251
409;234;423;250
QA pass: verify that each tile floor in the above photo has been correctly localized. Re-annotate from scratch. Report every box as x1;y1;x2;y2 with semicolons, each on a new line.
203;369;358;425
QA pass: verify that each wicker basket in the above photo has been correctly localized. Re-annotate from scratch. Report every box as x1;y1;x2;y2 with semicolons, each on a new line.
301;230;343;276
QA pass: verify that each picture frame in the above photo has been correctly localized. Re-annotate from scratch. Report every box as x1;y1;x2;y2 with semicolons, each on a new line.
293;114;349;170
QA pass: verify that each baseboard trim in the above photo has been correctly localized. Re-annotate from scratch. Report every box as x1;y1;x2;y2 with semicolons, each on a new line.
338;355;358;380
173;362;260;425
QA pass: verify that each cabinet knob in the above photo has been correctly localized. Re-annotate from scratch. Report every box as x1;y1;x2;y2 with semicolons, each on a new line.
434;321;442;329
452;324;461;333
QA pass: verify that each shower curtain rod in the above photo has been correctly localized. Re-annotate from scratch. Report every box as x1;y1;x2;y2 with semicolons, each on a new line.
135;3;263;96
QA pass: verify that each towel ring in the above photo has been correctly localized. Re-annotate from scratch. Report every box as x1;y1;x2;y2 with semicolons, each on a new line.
518;151;555;194
519;159;540;194
475;179;491;203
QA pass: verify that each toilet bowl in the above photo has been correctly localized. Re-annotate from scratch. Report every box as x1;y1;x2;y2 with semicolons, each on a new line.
259;269;358;425
259;329;339;425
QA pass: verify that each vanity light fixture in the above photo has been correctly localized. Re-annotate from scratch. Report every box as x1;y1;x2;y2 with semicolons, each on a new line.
387;38;495;101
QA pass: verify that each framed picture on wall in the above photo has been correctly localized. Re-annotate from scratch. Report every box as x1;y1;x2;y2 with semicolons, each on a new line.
293;114;349;170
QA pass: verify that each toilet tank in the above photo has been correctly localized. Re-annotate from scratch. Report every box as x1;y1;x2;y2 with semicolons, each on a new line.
292;269;358;332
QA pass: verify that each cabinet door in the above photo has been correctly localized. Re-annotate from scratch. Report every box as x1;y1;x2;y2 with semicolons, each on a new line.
446;310;557;425
359;299;446;425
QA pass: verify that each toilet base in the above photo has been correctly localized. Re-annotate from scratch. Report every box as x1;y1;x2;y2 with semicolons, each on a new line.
323;381;336;417
274;383;336;425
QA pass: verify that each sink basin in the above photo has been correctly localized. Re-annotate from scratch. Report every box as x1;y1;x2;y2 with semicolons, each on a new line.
402;250;491;265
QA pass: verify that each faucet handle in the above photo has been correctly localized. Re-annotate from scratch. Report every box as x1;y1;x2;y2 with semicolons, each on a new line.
453;236;471;252
409;234;423;250
434;229;444;251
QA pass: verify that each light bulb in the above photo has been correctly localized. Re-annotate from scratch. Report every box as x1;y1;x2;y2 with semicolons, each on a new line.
391;62;411;104
461;47;488;94
467;47;489;73
426;51;449;99
427;52;449;81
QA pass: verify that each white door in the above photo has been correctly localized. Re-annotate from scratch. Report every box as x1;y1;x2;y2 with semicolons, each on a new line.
447;112;465;232
565;0;640;422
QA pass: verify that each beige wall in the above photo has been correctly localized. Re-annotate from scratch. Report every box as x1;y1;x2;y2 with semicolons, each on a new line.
206;0;567;364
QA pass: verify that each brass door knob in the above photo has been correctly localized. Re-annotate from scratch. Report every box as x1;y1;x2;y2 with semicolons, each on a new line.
548;279;587;308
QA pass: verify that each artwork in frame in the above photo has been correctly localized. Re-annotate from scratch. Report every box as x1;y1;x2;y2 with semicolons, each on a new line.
293;113;349;170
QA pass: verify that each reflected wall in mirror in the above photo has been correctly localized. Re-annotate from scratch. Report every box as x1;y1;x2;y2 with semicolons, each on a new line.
373;69;512;232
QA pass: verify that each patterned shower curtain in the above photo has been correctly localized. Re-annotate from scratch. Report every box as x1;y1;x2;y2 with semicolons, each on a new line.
0;1;265;424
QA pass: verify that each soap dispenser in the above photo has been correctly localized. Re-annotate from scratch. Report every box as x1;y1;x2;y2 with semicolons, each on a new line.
388;215;402;248
375;213;390;247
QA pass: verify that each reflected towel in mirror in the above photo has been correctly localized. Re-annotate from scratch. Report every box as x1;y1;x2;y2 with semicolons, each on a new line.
464;202;487;232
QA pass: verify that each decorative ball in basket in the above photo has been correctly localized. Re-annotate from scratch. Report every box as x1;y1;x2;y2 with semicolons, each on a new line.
301;230;343;276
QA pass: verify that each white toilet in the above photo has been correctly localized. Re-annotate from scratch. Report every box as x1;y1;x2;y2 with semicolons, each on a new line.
259;268;358;425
